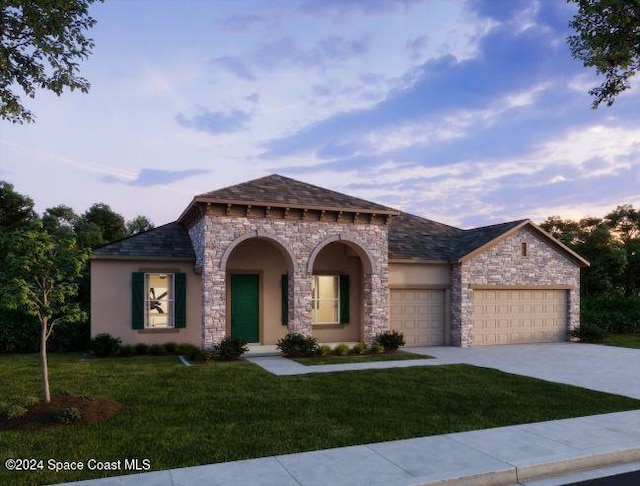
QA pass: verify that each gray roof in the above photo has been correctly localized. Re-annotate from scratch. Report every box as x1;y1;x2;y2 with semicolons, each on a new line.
92;222;195;259
389;213;527;261
193;174;398;214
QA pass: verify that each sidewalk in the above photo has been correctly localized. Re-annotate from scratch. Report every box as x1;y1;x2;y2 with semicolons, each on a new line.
64;410;640;486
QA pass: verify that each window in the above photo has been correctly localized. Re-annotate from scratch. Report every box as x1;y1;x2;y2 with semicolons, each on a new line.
132;272;186;329
146;274;174;328
521;242;528;257
311;275;350;325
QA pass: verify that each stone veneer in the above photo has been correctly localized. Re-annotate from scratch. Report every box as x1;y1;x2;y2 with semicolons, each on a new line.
450;226;581;347
190;215;390;347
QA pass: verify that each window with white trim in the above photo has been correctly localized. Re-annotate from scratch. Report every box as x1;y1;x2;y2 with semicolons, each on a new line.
145;273;175;328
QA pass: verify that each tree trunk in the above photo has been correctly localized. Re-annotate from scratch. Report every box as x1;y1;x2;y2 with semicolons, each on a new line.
40;321;51;403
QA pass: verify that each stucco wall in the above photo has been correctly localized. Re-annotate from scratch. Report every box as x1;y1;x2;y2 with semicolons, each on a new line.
450;226;581;347
200;215;389;347
388;262;451;286
90;259;202;346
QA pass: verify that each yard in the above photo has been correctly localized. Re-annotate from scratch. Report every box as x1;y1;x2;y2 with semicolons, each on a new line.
602;333;640;349
1;353;639;485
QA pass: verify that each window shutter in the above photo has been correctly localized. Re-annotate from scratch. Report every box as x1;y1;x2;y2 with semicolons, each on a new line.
339;274;350;324
281;274;289;325
131;272;145;329
174;273;187;328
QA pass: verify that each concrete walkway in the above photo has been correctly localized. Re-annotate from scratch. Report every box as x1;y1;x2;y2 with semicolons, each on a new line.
63;343;640;486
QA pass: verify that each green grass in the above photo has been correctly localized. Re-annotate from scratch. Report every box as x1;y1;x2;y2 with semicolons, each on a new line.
602;333;640;349
294;351;431;365
1;353;639;485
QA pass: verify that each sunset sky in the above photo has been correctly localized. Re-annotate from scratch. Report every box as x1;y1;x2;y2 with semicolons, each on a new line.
1;0;639;229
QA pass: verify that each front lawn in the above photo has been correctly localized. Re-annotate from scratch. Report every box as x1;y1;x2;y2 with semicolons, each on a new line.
1;353;639;485
602;333;640;349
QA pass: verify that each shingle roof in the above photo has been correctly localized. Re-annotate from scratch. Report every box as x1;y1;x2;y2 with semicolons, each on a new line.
193;174;398;214
388;212;464;261
452;220;528;260
92;222;195;259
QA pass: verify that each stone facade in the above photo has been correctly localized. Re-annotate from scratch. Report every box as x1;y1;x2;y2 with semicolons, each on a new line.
195;214;390;347
450;227;581;346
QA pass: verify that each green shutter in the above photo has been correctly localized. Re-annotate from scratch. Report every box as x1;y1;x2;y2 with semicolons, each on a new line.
339;274;350;324
174;273;187;328
281;274;289;325
131;272;145;329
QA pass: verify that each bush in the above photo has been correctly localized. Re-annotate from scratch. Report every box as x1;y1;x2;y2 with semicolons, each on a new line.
333;343;349;356
351;343;367;355
374;330;405;352
582;295;640;333
53;407;82;424
570;321;608;343
90;333;121;357
134;343;149;355
177;343;208;362
318;344;332;356
118;345;134;357
213;336;248;361
370;342;385;354
148;344;166;356
49;321;91;352
164;342;179;354
0;310;39;353
0;403;28;420
276;333;319;357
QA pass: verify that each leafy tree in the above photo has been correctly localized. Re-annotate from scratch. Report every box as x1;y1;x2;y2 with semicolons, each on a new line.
0;220;89;402
126;215;154;235
568;0;640;108
43;204;79;237
0;180;35;232
0;0;101;123
605;205;640;296
78;203;126;247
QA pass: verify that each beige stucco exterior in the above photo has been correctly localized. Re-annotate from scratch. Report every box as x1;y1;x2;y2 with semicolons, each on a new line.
91;259;202;346
388;262;451;287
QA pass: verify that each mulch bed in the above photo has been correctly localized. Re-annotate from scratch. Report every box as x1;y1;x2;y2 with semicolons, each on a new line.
0;395;121;432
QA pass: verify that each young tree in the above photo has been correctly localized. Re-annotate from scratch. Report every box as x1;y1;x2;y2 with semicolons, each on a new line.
568;0;640;108
1;0;101;123
0;220;89;402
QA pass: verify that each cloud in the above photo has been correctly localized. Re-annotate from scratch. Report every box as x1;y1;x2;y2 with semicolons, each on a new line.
217;13;264;32
212;57;256;81
301;0;428;17
175;107;251;134
102;168;210;187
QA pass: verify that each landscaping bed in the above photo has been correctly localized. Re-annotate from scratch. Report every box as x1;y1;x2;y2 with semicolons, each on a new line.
293;350;431;365
2;352;639;486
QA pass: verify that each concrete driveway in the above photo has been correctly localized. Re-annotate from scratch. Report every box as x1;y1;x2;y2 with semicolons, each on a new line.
410;342;640;399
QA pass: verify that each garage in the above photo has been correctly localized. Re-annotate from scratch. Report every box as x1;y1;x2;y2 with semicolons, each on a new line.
472;288;568;345
389;289;446;346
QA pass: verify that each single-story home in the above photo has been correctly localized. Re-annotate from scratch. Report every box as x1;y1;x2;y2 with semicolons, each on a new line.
91;174;588;348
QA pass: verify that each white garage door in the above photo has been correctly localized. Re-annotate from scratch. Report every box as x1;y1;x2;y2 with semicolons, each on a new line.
390;289;445;346
472;289;567;345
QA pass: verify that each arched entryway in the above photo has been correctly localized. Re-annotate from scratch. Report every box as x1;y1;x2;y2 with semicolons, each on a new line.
225;237;294;344
308;240;371;343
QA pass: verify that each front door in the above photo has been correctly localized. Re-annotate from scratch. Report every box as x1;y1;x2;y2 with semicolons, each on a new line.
230;274;259;343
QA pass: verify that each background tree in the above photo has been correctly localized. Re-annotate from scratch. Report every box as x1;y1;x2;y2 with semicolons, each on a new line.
0;0;101;123
0;219;89;402
126;215;155;236
0;180;35;232
77;202;126;248
568;0;640;108
605;205;640;296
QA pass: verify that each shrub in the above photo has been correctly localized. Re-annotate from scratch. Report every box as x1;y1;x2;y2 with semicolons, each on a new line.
570;321;608;343
213;336;248;361
370;342;385;354
134;343;149;355
374;330;405;352
582;295;640;333
0;403;28;420
164;342;179;354
49;321;91;352
0;310;39;353
177;343;208;362
118;345;134;357
148;344;166;356
90;333;121;357
332;343;349;356
351;343;367;355
277;333;319;357
53;407;83;424
318;344;332;356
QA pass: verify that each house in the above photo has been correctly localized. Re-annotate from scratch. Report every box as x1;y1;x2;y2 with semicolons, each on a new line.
91;174;588;348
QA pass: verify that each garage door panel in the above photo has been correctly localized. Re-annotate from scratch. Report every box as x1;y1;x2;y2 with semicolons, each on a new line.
472;289;567;345
390;289;445;346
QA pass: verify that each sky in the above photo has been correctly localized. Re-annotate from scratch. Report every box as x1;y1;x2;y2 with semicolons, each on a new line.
1;0;639;229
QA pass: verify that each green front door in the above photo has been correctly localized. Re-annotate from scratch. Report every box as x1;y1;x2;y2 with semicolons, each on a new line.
230;274;259;343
